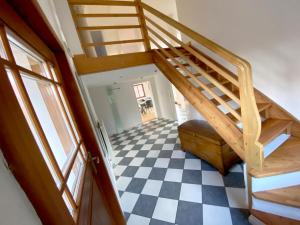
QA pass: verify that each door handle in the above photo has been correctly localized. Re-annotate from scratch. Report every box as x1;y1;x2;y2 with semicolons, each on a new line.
88;153;100;174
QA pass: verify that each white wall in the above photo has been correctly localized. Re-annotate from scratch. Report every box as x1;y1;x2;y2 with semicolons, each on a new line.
87;86;117;135
0;152;42;225
87;81;143;136
87;82;141;135
176;0;300;120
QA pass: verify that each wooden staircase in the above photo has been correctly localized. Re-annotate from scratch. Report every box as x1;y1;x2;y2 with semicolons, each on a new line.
68;0;300;223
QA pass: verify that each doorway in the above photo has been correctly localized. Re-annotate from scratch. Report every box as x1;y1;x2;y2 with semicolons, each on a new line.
133;81;157;123
171;85;188;124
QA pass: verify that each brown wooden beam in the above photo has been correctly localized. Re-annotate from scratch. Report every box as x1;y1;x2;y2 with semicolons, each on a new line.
75;13;139;18
77;25;141;31
83;38;144;47
73;52;154;75
135;0;151;51
68;0;136;6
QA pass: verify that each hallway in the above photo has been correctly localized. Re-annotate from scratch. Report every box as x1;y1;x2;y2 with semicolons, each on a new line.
110;119;249;225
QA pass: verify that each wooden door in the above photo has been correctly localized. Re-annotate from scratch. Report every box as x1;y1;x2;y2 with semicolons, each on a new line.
0;1;124;225
78;164;116;225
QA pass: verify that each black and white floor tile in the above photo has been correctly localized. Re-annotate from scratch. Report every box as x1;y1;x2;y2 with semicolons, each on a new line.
110;118;250;225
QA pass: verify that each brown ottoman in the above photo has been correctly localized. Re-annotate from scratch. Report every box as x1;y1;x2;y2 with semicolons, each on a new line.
178;120;241;175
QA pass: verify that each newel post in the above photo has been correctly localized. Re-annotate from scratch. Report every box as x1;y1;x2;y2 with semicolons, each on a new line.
237;62;264;170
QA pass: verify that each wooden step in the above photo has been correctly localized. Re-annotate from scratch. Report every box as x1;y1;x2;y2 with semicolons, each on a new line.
251;209;300;225
226;103;272;124
211;94;232;106
173;63;189;68
250;136;300;177
253;185;300;208
257;103;272;113
193;72;219;77
183;74;230;89
200;79;230;89
259;118;293;146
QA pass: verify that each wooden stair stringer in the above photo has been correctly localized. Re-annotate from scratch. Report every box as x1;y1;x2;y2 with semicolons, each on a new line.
152;51;245;160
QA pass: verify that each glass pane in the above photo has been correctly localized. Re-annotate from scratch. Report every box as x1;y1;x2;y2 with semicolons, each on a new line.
67;153;84;199
138;85;144;97
9;41;48;77
21;74;77;169
5;68;61;186
57;87;81;142
49;65;59;82
0;36;7;59
63;192;75;215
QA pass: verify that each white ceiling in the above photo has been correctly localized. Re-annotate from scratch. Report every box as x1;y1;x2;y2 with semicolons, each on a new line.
81;64;161;87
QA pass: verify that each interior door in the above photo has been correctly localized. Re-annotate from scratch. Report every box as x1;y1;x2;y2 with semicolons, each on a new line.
171;84;188;123
78;162;115;225
0;2;124;224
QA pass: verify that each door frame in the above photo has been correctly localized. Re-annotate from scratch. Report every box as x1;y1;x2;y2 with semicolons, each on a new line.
0;1;124;224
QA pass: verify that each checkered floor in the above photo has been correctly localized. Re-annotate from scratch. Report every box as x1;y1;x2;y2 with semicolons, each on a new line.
110;118;250;225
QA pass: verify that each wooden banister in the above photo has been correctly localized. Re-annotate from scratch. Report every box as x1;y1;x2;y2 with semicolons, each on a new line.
141;2;247;66
150;36;241;123
83;38;144;47
68;0;136;6
135;0;151;51
77;25;141;31
142;2;263;169
75;13;139;18
147;26;241;107
148;31;242;122
144;16;239;87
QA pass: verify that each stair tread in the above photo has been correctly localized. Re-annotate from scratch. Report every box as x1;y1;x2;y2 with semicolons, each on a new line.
259;118;293;146
201;79;230;89
226;103;272;123
211;95;232;106
257;103;272;112
173;63;189;68
194;72;219;77
253;185;300;208
183;74;229;89
250;136;300;177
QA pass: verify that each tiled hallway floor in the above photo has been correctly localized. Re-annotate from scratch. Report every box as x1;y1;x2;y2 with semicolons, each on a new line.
110;119;250;225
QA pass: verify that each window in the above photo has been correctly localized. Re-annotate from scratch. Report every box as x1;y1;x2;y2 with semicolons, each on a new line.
133;83;145;98
0;25;86;219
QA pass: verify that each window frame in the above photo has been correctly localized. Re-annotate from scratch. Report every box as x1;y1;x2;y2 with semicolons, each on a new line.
0;23;86;220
